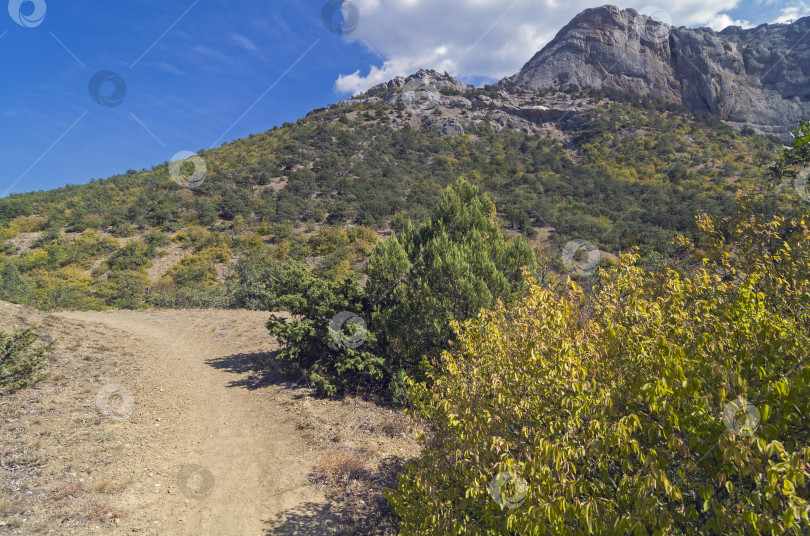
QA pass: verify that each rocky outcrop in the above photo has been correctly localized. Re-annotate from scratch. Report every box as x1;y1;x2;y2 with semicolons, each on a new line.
369;69;471;94
431;120;465;137
509;5;810;140
309;69;592;138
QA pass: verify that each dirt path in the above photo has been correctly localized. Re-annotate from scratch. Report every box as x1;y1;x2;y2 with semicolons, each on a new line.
0;304;418;536
53;310;326;535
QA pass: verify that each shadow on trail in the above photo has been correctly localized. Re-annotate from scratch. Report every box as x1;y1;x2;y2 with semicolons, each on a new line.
263;456;407;536
205;350;312;392
263;501;344;536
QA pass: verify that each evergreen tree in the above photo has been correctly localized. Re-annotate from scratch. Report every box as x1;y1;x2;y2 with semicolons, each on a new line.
367;178;534;381
0;261;34;305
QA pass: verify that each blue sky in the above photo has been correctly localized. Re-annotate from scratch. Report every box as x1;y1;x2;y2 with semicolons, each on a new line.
1;0;805;196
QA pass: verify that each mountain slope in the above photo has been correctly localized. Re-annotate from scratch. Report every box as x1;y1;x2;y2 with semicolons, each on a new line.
0;75;781;310
510;5;810;141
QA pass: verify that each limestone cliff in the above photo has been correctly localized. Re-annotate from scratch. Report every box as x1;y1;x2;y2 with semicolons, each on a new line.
509;5;810;140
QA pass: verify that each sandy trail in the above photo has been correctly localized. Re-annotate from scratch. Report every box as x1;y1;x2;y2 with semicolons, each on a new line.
57;310;327;536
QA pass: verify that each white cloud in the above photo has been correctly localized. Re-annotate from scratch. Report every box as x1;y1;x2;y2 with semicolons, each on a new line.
334;0;748;95
230;33;258;52
773;3;810;23
705;13;751;29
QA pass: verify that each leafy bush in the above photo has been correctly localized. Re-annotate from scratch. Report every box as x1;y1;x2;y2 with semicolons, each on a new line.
388;212;810;535
29;267;103;311
143;229;171;248
0;328;52;391
106;241;153;272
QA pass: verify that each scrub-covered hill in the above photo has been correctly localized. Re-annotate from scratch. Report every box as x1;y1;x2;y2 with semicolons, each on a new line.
0;71;781;311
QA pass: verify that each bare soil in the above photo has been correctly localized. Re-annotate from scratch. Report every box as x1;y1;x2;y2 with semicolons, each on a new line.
0;302;419;535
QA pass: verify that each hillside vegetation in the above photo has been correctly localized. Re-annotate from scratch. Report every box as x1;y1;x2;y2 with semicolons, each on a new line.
0;84;780;312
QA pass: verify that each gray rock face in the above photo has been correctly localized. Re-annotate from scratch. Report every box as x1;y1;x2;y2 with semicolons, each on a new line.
510;5;810;140
370;69;471;94
432;121;465;136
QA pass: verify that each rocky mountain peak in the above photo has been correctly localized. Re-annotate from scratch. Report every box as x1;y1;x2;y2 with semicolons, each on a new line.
510;5;810;140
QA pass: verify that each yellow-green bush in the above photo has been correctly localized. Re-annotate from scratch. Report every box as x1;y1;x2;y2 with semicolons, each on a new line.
389;213;810;535
27;267;103;311
0;228;17;240
8;215;48;233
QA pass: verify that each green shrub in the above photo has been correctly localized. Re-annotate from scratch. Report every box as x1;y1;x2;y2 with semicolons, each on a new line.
267;261;382;397
143;229;171;248
388;212;810;535
96;271;149;309
227;249;284;310
146;282;229;309
106;241;153;272
0;261;35;305
0;328;52;391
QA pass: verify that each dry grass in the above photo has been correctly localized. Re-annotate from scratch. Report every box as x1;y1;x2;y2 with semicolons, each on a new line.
51;481;125;523
295;418;314;431
61;499;126;523
378;415;409;438
0;497;10;515
90;479;127;494
327;457;407;536
313;449;366;487
48;481;84;504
